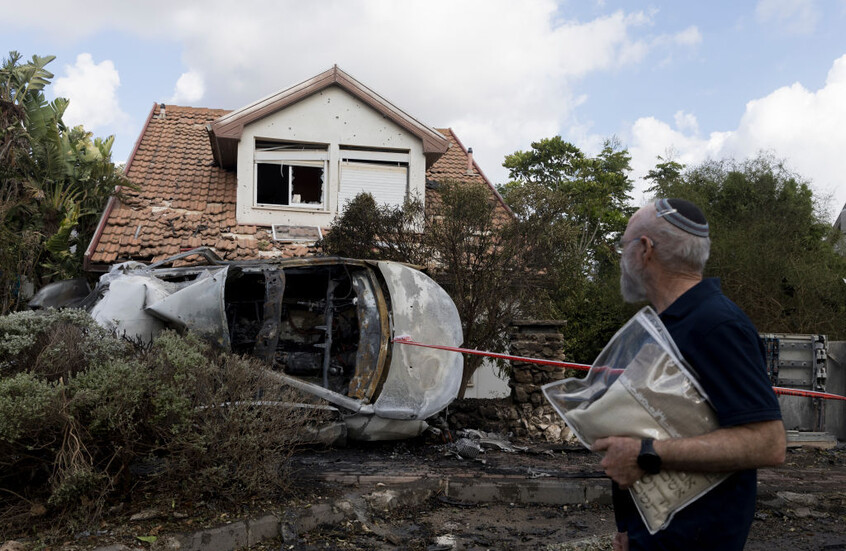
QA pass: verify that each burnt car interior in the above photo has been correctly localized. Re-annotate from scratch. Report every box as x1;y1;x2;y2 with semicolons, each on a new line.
224;264;388;401
29;248;464;439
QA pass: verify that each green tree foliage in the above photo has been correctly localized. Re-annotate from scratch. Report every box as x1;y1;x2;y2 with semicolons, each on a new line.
645;153;846;337
322;183;554;397
319;193;429;265
500;137;638;362
0;51;127;313
501;136;634;253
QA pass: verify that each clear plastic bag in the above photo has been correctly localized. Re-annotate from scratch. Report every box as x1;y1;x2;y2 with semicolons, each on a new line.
542;306;731;534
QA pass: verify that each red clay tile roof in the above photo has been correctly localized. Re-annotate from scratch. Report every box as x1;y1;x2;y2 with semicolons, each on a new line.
85;104;512;269
429;128;513;226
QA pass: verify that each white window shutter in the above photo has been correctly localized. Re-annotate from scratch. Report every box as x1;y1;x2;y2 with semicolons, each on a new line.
339;161;408;210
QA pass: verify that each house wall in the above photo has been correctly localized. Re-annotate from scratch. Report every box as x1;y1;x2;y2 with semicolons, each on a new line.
463;359;511;399
236;86;426;227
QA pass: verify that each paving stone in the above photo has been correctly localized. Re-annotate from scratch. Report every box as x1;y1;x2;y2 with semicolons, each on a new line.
246;514;279;546
519;480;587;505
585;482;613;505
183;521;248;551
295;503;347;533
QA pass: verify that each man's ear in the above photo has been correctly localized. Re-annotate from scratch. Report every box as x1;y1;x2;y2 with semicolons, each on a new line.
639;236;655;262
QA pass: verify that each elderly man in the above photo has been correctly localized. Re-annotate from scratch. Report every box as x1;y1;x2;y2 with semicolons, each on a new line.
594;198;786;551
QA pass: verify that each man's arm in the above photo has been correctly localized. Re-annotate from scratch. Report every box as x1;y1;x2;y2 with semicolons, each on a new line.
593;419;786;488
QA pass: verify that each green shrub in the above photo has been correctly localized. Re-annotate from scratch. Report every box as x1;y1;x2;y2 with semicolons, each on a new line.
0;308;128;378
0;310;330;539
0;371;61;442
48;466;109;509
70;358;150;436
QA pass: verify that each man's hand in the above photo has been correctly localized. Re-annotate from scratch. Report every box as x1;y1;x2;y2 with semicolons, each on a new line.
613;531;629;551
593;436;643;488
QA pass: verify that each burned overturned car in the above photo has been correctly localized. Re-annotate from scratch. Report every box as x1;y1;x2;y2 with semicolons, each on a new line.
31;248;463;441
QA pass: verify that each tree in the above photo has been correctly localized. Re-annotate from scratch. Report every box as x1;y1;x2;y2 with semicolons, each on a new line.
501;136;634;255
322;182;554;398
645;153;846;338
0;51;126;313
500;137;638;362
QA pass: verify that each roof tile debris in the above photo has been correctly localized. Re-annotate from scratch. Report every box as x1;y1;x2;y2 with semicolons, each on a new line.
87;105;511;267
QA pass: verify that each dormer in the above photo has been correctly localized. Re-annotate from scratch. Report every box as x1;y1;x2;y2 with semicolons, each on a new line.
207;66;450;228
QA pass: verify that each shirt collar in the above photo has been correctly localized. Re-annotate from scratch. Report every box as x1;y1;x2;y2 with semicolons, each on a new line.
660;278;721;320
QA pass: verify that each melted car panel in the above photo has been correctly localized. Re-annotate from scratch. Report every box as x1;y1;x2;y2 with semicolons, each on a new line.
31;249;463;440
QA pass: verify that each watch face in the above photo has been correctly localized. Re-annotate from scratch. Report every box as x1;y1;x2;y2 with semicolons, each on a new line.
638;452;661;474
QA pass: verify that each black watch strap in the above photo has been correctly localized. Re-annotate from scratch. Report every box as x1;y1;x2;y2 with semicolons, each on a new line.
637;438;662;475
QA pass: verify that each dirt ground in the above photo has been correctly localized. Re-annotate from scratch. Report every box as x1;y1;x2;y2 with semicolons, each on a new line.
270;438;846;551
5;439;845;550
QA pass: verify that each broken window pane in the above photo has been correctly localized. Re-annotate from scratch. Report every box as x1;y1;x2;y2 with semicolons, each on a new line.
256;162;325;207
290;164;324;204
257;163;288;205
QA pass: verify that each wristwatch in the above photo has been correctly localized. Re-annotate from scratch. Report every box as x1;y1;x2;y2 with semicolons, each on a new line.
637;438;662;475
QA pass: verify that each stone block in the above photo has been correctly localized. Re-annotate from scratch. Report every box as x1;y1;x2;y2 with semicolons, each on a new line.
295;503;346;533
446;480;501;502
512;369;534;383
586;482;613;504
184;521;248;551
365;480;440;512
520;480;585;504
479;405;500;419
247;514;279;546
514;386;530;403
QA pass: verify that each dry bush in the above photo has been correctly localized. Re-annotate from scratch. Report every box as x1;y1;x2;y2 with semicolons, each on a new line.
0;310;332;537
146;331;330;498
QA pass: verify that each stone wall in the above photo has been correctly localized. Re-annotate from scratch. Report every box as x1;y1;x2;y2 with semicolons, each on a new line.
447;320;575;442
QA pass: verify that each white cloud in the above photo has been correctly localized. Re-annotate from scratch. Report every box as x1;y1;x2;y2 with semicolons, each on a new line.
627;54;846;219
672;25;702;46
756;0;821;35
53;53;127;130
3;0;703;185
169;71;205;105
673;111;699;134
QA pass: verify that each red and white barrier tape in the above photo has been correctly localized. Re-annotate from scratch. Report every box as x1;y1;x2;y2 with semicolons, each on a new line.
392;336;846;402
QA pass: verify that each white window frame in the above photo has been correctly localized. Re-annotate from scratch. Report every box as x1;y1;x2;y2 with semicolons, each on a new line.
254;149;329;210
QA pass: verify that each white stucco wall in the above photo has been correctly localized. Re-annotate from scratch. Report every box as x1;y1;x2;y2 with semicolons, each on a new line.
236;86;426;227
463;359;511;399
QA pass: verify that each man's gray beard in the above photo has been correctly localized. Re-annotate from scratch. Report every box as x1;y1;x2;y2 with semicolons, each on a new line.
620;253;647;303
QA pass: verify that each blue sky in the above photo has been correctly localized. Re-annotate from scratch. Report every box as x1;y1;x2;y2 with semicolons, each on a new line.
2;0;845;220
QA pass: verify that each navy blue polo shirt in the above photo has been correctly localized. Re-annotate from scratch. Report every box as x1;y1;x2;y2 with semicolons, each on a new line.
615;278;782;551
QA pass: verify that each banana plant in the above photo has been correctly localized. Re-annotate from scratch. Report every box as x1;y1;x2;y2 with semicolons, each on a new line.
0;51;127;308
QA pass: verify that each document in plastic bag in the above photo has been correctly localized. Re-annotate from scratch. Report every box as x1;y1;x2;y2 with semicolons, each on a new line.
542;306;731;534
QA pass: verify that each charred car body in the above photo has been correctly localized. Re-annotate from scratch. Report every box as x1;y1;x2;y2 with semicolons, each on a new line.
32;248;463;441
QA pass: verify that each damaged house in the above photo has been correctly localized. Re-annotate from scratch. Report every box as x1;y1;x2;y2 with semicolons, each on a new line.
73;66;513;438
84;65;510;267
